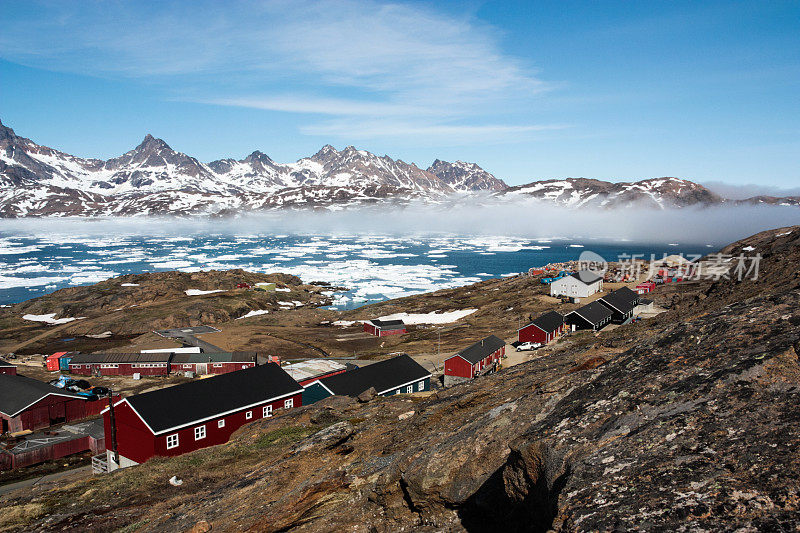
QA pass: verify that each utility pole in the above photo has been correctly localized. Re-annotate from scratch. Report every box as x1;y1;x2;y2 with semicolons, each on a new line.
108;391;119;466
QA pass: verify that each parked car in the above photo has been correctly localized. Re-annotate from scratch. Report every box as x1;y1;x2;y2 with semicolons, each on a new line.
516;342;542;352
89;386;111;396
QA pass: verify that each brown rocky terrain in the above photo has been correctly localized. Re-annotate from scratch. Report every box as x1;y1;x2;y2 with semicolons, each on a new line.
1;226;799;531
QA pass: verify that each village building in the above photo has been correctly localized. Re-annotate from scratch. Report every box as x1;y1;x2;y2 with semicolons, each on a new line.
46;352;68;371
303;354;431;404
0;359;16;376
565;301;613;332
363;318;407;337
0;374;109;433
518;311;566;345
100;363;303;471
598;286;641;324
550;270;604;299
635;281;656;294
635;297;655;314
282;360;348;387
68;353;172;377
170;352;257;375
444;335;506;387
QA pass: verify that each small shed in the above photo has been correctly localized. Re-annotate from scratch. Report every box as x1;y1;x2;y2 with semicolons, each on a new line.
363;318;407;337
550;271;603;299
444;335;506;386
565;301;613;332
101;363;303;471
0;359;16;376
518;311;566;345
635;281;656;294
597;287;641;324
46;352;68;371
303;354;431;404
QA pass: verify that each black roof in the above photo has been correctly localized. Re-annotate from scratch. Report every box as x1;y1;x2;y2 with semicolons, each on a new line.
0;374;83;417
599;287;640;313
317;354;430;397
525;311;564;334
639;298;653;305
0;358;14;367
124;363;303;434
171;352;257;364
570;270;604;285
369;319;406;330
452;335;507;364
567;301;613;325
69;352;173;364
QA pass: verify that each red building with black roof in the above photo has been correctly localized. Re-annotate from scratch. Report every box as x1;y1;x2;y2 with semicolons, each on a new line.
101;363;303;470
444;335;506;386
0;359;16;376
0;374;99;433
363;318;407;337
68;353;172;376
518;311;566;345
170;352;257;375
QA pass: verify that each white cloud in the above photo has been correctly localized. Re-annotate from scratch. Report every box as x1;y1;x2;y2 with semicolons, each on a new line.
0;0;555;142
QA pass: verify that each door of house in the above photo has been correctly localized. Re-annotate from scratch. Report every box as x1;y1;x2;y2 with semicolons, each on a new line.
196;363;207;375
49;402;66;425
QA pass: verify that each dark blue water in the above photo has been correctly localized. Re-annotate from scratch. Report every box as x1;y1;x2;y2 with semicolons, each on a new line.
0;232;717;308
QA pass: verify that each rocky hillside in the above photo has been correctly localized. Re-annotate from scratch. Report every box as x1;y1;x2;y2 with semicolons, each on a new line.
2;227;799;532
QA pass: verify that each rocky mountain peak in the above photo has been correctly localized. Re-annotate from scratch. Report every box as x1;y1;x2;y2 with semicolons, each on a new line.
427;158;508;192
244;150;274;164
135;134;171;152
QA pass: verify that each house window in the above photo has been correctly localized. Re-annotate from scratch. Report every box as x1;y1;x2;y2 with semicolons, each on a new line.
166;434;179;449
194;425;206;440
263;405;273;417
284;398;294;409
406;385;413;394
218;419;225;428
184;364;191;369
245;411;253;420
417;381;424;391
213;363;223;368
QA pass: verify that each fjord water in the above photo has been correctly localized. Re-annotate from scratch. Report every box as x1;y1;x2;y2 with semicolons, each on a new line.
0;232;717;308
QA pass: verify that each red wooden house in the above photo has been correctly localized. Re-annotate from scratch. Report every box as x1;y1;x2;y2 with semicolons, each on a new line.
101;363;303;470
518;311;566;345
0;374;108;433
363;318;407;337
0;359;16;376
170;352;257;375
68;353;172;376
636;281;656;294
444;335;506;386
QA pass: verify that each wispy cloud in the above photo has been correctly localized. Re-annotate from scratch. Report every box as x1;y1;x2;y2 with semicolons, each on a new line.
0;0;557;143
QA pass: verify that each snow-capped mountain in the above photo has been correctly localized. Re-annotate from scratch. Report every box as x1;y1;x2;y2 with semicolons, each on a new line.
1;119;797;217
500;177;723;209
428;159;507;192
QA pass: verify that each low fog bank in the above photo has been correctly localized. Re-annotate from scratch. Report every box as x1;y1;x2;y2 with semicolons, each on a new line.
1;202;798;246
703;181;800;200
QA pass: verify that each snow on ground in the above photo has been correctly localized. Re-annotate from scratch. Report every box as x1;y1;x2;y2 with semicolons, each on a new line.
185;289;227;296
275;287;291;292
120;283;140;287
742;245;756;251
377;309;477;325
332;320;359;327
237;309;269;319
23;313;86;325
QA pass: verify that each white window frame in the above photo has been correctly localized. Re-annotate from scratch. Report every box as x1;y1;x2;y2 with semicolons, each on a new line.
263;405;273;417
218;419;225;428
284;398;294;409
213;363;223;368
245;411;253;420
417;381;424;391
194;425;206;441
166;434;179;449
406;385;413;394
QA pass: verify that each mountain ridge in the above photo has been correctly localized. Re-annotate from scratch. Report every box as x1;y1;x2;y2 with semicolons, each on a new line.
1;119;797;216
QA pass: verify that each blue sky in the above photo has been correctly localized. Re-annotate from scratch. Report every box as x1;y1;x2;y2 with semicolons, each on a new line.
1;0;798;188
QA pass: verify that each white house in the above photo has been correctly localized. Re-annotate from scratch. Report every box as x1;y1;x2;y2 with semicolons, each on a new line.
550;270;603;298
